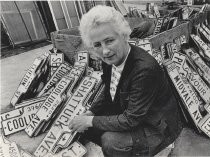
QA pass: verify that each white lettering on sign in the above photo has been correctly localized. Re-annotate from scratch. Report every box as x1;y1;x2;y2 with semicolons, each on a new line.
38;63;72;96
34;76;97;157
153;18;164;35
165;61;203;126
25;77;72;137
172;52;210;103
198;114;210;138
50;53;64;76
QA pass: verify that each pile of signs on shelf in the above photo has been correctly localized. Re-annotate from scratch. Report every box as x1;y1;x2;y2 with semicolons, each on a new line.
132;19;210;138
130;3;209;39
0;50;104;157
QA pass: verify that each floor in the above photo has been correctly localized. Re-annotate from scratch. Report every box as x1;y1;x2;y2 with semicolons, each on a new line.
1;44;210;156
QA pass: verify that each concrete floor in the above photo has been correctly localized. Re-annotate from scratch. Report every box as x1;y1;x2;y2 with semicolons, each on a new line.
1;44;210;156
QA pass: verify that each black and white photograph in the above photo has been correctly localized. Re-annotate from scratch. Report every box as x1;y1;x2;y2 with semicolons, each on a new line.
1;0;210;157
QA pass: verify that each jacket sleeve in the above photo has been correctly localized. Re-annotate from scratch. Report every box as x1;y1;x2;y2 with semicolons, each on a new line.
92;66;161;131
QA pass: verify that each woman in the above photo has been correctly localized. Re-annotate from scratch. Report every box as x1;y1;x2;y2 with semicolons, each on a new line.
69;5;182;157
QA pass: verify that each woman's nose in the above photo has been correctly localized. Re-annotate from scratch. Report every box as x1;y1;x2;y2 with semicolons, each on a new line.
102;45;110;56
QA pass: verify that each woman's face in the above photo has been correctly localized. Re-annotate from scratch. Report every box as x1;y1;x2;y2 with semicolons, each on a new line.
88;23;129;66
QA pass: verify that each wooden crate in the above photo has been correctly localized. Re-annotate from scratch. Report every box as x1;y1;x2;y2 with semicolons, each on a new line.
51;27;86;64
148;22;190;49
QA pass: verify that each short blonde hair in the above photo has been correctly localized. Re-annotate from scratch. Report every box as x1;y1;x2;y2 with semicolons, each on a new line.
79;5;131;47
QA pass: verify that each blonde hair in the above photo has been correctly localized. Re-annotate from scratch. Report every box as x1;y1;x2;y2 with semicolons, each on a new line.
79;5;131;47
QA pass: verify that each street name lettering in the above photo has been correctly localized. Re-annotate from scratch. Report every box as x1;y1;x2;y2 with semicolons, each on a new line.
165;61;202;126
38;63;72;96
153;18;164;35
34;76;97;157
184;49;210;85
25;76;73;137
2;102;42;135
172;52;210;103
50;53;64;76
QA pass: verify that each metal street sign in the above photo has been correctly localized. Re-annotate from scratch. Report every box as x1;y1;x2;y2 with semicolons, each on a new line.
191;34;210;59
172;52;210;104
43;141;86;157
10;52;51;106
76;51;89;64
50;53;64;76
184;49;210;85
38;62;72;97
198;26;210;43
2;101;42;135
164;61;203;127
34;76;99;157
198;114;210;138
153;17;164;35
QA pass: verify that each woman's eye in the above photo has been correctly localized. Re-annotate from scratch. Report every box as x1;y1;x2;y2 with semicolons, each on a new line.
106;39;114;45
93;43;101;48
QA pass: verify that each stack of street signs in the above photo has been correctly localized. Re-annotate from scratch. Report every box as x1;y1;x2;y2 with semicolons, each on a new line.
164;60;208;134
191;34;210;60
10;52;51;106
25;62;87;137
184;49;210;86
1;96;47;135
171;52;210;104
43;141;86;157
162;37;210;137
136;39;164;66
197;24;210;44
0;132;33;157
34;74;103;157
38;62;72;97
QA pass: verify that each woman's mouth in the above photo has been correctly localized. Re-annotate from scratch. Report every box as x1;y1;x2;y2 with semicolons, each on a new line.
105;54;115;60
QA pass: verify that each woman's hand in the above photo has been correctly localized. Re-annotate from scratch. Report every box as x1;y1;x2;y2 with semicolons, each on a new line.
69;115;94;133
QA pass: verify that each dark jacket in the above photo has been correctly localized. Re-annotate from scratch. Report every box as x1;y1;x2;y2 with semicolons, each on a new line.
90;44;183;156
